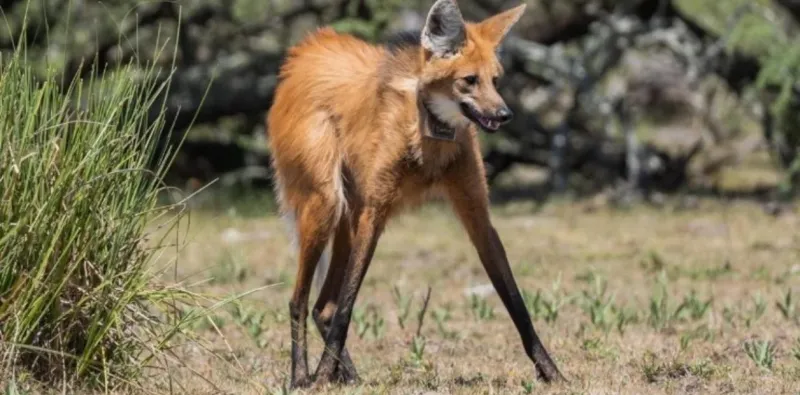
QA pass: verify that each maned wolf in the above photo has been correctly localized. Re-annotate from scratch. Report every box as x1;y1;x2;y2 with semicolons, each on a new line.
266;0;565;388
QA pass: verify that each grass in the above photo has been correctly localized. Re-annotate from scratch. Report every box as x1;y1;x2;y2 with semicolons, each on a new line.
1;0;798;391
0;23;212;391
3;76;795;392
743;339;776;371
127;192;800;394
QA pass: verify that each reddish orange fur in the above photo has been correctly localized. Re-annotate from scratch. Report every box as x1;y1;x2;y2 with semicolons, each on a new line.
268;9;530;217
267;1;564;387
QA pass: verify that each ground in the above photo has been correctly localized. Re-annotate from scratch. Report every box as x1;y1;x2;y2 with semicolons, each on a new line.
141;189;800;395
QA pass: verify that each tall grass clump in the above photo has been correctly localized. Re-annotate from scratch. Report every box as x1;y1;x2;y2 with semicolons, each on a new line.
0;38;191;388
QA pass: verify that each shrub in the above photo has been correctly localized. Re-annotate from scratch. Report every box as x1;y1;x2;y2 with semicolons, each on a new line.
0;35;189;388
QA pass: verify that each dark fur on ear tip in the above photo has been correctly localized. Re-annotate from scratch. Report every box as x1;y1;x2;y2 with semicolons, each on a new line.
421;0;466;57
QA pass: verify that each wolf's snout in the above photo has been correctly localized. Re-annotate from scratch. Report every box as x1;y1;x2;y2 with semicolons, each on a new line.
495;107;513;124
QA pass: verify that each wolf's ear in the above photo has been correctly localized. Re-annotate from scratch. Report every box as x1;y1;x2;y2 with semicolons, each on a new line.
421;0;466;58
477;3;526;46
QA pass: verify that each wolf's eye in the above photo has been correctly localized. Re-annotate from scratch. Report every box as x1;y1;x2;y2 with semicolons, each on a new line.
462;75;478;85
492;77;499;86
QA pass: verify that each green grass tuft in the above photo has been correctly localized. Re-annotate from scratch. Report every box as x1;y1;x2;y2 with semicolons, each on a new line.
0;26;195;389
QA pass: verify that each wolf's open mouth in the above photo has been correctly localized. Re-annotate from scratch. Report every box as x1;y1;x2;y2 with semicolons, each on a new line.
459;102;501;132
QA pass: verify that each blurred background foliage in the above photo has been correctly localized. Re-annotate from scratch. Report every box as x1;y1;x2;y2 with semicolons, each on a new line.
3;0;799;207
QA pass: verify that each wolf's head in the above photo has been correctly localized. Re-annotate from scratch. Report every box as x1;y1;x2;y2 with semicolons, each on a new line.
418;0;525;133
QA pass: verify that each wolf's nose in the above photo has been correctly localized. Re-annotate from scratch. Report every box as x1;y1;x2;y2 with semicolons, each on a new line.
496;107;513;123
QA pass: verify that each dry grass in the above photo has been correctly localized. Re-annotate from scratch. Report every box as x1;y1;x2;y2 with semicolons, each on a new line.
134;194;800;395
